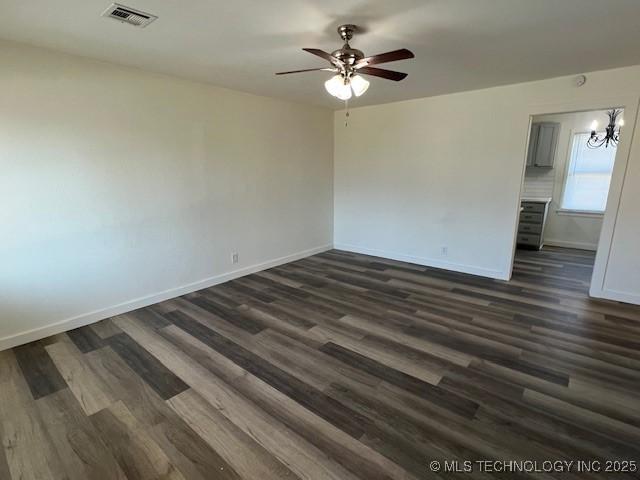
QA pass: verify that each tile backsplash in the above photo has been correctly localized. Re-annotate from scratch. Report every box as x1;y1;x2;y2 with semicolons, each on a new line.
522;167;555;198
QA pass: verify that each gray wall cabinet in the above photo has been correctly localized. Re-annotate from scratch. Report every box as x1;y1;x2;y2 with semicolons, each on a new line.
526;122;559;168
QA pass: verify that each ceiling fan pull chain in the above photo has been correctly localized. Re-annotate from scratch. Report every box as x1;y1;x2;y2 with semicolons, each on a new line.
345;98;350;127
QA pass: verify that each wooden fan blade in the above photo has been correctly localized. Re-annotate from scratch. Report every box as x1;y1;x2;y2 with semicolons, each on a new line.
302;48;343;66
275;68;335;75
355;48;414;68
357;66;408;81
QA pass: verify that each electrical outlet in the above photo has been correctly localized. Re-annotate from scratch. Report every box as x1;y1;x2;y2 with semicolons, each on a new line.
231;253;239;264
441;246;448;256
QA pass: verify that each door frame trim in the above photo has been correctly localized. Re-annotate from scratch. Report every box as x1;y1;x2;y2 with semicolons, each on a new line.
507;94;640;303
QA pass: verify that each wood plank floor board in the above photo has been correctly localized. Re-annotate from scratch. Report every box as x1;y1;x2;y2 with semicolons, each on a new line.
340;314;474;367
169;390;302;480
469;357;640;428
253;298;325;328
401;323;524;365
215;281;278;305
161;325;413;480
169;298;259;346
90;401;187;480
107;332;189;401
199;286;245;308
185;295;267;334
325;381;549;480
520;349;640;386
316;331;444;385
147;300;179;316
158;324;248;384
236;305;326;349
3;247;640;479
272;291;347;321
521;389;640;448
414;306;640;372
529;325;640;361
116;318;361;480
319;342;479;420
12;340;68;400
371;382;592;480
271;266;334;288
0;350;68;480
127;308;174;331
84;345;179;428
254;328;383;390
246;274;312;300
66;325;106;353
168;310;371;439
90;318;123;339
45;336;119;415
471;408;632;480
86;339;246;478
326;382;499;480
253;270;305;289
233;373;415;480
480;320;640;372
281;263;371;292
439;376;640;461
148;417;243;480
35;388;127;480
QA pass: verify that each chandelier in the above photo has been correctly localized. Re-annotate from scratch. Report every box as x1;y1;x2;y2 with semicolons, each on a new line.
588;109;624;148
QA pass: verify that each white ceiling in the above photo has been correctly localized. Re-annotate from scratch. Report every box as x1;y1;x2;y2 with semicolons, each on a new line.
2;0;640;109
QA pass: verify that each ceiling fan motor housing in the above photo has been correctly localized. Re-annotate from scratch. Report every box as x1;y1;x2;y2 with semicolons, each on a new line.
332;47;364;67
333;24;364;73
337;24;357;42
275;23;413;84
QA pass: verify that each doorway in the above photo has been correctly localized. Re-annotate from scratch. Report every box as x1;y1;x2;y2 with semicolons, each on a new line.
510;103;635;298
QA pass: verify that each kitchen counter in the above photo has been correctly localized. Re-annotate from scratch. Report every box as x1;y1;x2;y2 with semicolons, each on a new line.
521;197;552;204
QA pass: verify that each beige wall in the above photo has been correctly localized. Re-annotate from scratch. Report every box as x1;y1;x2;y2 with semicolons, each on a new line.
334;64;640;304
0;40;334;349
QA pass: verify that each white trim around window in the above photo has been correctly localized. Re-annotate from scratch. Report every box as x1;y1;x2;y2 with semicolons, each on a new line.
555;208;604;218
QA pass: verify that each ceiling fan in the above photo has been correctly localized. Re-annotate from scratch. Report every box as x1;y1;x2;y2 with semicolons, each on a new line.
276;24;414;101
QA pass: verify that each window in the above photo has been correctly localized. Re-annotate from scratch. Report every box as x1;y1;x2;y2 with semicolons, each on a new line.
560;132;616;213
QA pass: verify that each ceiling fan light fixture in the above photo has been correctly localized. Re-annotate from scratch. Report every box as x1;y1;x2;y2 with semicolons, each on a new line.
350;74;370;97
276;24;414;107
325;75;352;100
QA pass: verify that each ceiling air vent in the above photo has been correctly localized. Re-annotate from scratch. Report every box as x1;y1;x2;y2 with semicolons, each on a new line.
102;3;157;28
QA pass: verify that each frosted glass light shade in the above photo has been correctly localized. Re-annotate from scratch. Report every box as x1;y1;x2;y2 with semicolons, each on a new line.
324;75;342;96
324;75;352;100
350;75;370;97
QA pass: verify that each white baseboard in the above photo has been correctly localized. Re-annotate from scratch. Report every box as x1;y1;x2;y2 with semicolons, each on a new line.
544;239;598;251
589;286;640;306
333;243;509;280
0;244;332;351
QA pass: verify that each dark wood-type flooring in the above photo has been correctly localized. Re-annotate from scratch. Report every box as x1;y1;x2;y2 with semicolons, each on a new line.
2;247;640;479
